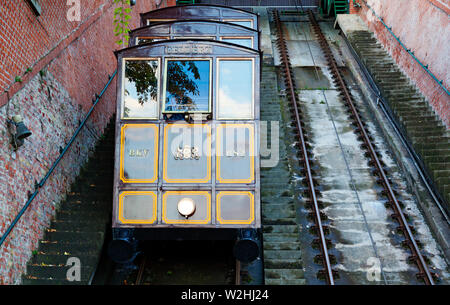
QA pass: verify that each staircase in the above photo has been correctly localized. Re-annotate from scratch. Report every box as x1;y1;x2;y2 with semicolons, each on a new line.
260;64;305;285
322;0;349;16
348;30;450;209
22;119;115;285
334;0;349;15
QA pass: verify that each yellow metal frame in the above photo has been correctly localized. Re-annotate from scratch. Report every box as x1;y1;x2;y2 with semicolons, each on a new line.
216;58;255;120
216;124;255;184
118;191;157;224
162;191;211;224
163;124;212;183
147;19;176;25
162;57;213;114
216;191;254;225
121;57;161;120
120;124;159;183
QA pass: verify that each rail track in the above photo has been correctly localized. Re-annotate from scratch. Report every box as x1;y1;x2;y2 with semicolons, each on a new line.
306;10;435;285
271;7;437;285
272;9;337;285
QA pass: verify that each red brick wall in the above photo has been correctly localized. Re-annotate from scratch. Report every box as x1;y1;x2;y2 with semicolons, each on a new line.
0;0;175;284
353;0;450;128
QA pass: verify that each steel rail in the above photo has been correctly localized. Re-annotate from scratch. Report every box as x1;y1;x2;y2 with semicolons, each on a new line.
272;10;335;285
306;10;434;285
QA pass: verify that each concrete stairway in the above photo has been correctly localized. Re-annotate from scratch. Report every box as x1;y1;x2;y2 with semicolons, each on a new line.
22;119;115;285
260;64;306;285
347;30;450;208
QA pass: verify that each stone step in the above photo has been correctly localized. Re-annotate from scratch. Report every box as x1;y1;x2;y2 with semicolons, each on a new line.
25;265;93;281
265;268;304;279
30;253;99;266
263;233;299;242
262;207;296;218
430;169;450;180
55;209;109;221
42;231;104;243
38;241;103;256
22;277;86;285
400;117;443;130
263;241;301;251
264;250;302;260
428;162;450;172
262;224;299;234
49;220;108;232
265;278;306;285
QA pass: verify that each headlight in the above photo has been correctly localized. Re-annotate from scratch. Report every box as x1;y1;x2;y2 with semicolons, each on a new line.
177;198;196;218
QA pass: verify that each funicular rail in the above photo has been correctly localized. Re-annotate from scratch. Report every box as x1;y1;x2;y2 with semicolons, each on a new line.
272;10;335;285
306;10;435;285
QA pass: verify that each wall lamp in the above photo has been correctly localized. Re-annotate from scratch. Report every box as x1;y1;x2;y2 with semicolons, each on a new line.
7;115;32;151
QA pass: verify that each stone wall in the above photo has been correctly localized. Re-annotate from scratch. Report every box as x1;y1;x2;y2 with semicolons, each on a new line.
351;0;450;128
0;0;176;284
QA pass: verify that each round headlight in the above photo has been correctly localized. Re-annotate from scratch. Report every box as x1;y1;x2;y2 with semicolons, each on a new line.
177;198;196;218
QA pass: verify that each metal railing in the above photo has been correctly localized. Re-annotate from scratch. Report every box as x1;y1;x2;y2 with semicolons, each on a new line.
0;70;117;248
360;0;449;96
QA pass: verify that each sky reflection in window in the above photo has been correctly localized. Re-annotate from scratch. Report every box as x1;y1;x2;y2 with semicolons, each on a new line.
218;60;253;119
123;60;159;118
164;60;211;113
221;38;252;48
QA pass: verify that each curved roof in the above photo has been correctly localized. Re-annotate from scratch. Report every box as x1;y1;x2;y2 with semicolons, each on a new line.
140;4;258;29
129;19;260;49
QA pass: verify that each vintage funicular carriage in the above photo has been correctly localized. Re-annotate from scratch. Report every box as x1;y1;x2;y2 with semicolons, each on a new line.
140;4;259;30
108;5;262;264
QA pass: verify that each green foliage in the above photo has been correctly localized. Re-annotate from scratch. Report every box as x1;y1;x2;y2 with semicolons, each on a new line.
166;61;201;107
14;76;22;83
125;61;158;104
113;0;133;47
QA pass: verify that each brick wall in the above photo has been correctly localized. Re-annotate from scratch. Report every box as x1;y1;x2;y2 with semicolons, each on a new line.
0;0;176;284
351;0;450;128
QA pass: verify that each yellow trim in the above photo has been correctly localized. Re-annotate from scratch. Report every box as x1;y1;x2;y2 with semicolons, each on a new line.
120;124;159;183
162;191;211;224
216;191;254;225
121;58;160;120
216;58;255;120
147;19;176;25
163;124;211;183
216;124;255;184
118;191;157;224
162;58;213;114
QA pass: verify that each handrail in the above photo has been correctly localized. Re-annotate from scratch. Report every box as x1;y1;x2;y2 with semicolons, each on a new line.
360;0;449;96
0;70;117;248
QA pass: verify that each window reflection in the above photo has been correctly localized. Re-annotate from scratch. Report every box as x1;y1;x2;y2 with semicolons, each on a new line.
221;38;252;48
136;37;167;45
226;20;253;28
218;60;253;119
123;60;159;118
164;60;211;113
